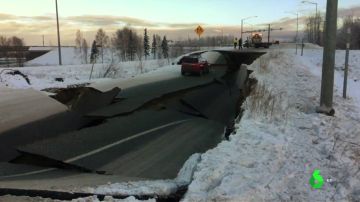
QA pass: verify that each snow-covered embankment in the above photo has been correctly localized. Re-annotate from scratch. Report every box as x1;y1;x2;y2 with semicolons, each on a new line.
183;50;360;201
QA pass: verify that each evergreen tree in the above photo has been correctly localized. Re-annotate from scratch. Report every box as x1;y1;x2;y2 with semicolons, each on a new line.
90;40;99;63
151;34;157;59
143;28;150;60
161;36;169;59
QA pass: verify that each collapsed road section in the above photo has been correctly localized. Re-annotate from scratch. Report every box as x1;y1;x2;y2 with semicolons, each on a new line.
0;50;265;200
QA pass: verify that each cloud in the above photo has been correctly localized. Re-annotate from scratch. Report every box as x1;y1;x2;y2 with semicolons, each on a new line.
338;5;360;18
1;4;360;45
257;5;360;33
160;23;205;29
65;15;157;27
0;13;54;22
22;16;54;21
0;13;17;21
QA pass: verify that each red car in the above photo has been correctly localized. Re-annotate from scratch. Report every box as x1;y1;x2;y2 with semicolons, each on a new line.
181;56;210;76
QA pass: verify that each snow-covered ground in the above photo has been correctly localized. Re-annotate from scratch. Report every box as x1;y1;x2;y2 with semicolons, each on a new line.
0;59;174;90
183;49;360;201
0;195;154;202
0;46;190;91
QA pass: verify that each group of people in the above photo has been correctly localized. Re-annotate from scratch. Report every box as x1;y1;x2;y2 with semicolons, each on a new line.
233;37;243;49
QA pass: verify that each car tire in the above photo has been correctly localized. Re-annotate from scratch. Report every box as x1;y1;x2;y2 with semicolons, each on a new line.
199;70;204;76
205;67;210;74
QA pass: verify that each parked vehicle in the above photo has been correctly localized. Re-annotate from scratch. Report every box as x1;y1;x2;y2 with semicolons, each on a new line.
181;56;210;76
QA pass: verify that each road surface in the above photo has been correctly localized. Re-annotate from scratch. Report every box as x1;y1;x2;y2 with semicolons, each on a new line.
0;49;265;193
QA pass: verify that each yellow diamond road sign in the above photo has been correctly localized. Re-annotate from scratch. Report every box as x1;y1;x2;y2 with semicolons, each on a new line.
195;25;204;37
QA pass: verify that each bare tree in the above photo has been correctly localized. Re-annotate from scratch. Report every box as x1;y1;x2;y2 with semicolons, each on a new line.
112;27;141;62
95;28;109;63
9;36;25;67
156;35;162;59
0;36;10;66
112;27;132;61
337;16;360;49
305;14;323;45
137;35;144;73
82;38;88;64
0;36;7;46
75;30;83;56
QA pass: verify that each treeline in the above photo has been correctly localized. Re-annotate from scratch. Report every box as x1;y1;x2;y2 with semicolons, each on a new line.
304;14;360;50
75;27;170;64
0;36;26;66
337;16;360;50
174;35;235;47
304;14;323;45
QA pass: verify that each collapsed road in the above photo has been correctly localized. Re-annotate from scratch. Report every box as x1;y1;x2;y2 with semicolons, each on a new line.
0;50;265;199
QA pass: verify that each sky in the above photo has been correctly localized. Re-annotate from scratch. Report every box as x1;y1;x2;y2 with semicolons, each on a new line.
0;0;359;45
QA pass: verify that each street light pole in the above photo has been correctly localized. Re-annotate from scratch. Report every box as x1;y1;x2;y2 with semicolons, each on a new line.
285;12;299;54
55;0;62;65
296;13;299;54
241;16;257;42
302;1;319;44
241;20;244;42
316;0;338;115
343;27;351;99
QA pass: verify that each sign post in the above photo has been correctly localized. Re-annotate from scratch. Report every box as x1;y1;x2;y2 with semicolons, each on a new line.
343;27;351;99
195;25;204;50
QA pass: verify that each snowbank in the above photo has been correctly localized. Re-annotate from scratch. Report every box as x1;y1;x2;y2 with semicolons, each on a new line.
296;49;360;106
26;47;80;66
183;50;360;201
64;196;155;202
83;154;201;197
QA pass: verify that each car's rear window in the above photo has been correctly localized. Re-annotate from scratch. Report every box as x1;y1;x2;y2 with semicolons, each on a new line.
182;57;199;63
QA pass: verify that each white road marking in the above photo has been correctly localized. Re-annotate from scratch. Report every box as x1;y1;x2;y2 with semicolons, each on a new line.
0;168;56;179
65;119;189;163
0;119;189;179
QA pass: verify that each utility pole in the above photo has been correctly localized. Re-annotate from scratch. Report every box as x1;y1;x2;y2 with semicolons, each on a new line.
285;12;299;54
301;38;305;56
268;24;271;44
241;16;257;42
316;0;338;115
55;0;62;65
296;13;299;54
42;35;45;47
302;1;319;44
343;27;351;99
241;20;244;42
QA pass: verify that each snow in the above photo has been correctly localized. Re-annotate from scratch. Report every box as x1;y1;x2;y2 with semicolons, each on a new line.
295;49;360;106
0;59;175;91
64;196;155;202
0;195;154;202
84;154;201;196
27;47;80;66
28;46;54;51
183;49;360;201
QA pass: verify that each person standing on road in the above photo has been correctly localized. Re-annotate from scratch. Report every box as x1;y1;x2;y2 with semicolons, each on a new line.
238;38;243;50
234;37;238;49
